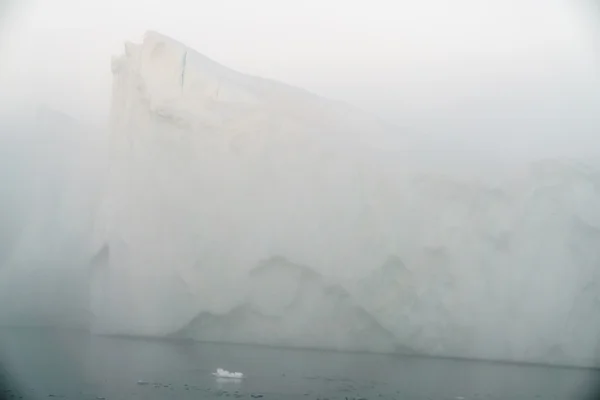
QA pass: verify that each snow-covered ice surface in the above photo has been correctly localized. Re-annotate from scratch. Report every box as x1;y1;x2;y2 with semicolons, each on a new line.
1;31;599;369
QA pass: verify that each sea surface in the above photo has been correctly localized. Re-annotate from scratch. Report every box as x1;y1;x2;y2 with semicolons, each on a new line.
0;328;598;400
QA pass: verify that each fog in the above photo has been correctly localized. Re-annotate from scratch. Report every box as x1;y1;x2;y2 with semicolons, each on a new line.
1;0;600;375
2;0;600;160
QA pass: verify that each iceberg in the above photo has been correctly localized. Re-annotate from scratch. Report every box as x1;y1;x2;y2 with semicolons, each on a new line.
1;31;599;369
89;31;600;368
0;106;102;328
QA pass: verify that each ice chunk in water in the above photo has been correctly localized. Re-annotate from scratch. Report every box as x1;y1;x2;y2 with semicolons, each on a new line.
212;368;244;379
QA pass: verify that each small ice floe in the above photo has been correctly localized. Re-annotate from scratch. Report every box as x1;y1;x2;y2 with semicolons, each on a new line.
212;368;244;379
137;380;150;385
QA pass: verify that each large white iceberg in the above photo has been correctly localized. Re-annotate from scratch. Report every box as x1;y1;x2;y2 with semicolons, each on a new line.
86;31;600;367
1;31;599;369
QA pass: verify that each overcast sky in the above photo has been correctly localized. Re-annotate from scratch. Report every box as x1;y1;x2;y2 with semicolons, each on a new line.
1;0;600;162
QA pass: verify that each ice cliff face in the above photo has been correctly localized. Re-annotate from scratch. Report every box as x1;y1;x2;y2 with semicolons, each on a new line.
92;31;600;367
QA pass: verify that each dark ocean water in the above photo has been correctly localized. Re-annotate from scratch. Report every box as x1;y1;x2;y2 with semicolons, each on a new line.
0;328;598;400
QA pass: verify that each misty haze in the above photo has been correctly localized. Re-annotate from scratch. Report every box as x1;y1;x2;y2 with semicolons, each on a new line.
1;1;600;399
